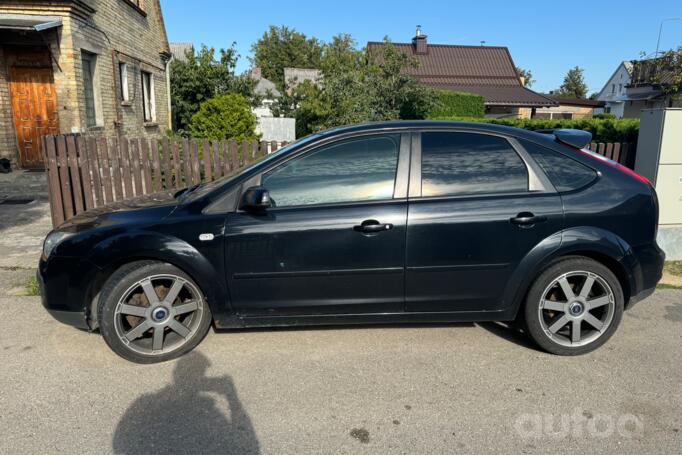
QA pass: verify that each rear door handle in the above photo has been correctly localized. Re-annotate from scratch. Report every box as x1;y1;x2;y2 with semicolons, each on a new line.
354;219;393;234
510;212;547;226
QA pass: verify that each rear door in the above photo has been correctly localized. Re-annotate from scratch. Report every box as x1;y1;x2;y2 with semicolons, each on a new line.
405;131;564;312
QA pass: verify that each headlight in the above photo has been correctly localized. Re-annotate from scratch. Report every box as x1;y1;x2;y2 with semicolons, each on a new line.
42;231;74;259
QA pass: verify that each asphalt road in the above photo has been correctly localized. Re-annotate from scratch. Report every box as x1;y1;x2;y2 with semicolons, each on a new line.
0;268;680;454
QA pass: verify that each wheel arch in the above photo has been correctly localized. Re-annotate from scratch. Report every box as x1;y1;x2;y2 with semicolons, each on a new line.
83;231;229;328
505;227;637;320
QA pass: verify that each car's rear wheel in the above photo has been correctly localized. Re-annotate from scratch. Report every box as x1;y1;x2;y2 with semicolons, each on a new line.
98;261;212;363
524;257;624;355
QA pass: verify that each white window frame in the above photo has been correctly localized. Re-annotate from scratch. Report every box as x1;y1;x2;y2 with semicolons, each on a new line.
119;62;129;101
81;51;103;128
141;70;156;122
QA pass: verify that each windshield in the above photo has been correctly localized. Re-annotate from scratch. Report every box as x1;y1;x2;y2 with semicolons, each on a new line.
181;134;321;202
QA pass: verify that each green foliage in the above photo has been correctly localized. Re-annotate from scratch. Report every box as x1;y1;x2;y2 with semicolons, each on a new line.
275;36;435;136
25;277;40;296
642;44;682;97
556;66;588;98
515;67;535;87
428;90;485;118
170;44;257;131
189;94;257;140
429;116;640;143
251;25;323;90
593;113;616;120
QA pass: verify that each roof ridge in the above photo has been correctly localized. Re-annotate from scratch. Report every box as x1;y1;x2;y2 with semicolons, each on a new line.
367;41;509;50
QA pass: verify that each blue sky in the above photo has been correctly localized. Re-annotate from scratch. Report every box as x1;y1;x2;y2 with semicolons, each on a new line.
161;0;682;94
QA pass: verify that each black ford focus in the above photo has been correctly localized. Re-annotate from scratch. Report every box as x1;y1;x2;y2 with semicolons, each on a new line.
39;121;664;363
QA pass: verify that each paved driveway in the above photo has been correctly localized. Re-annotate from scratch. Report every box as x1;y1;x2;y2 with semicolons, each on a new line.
0;268;680;454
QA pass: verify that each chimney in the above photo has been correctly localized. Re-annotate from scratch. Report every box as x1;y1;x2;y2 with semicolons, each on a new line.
412;25;427;55
251;67;262;78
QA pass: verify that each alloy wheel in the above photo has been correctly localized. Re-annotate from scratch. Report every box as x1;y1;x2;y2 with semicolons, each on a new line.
538;271;616;347
113;274;205;356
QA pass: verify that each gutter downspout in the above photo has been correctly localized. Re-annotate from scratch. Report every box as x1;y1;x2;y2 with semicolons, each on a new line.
165;54;173;131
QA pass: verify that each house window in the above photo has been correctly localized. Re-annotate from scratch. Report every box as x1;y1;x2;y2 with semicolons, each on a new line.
619;84;623;93
81;51;101;127
141;71;156;122
119;62;129;101
611;84;615;94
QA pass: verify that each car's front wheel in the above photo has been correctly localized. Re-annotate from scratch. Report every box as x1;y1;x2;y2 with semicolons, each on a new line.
98;261;212;363
524;256;624;355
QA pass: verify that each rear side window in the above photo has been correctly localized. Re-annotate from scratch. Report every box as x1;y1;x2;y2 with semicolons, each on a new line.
421;132;528;197
520;139;596;192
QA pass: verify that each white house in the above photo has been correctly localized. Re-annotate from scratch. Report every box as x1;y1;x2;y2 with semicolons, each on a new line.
596;61;633;118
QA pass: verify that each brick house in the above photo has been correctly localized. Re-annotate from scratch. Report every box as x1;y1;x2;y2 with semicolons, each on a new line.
0;0;171;170
367;28;557;119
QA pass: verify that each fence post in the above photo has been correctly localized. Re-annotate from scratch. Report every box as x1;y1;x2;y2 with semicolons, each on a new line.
43;136;64;226
66;135;84;214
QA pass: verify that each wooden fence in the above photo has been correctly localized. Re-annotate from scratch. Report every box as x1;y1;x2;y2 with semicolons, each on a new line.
42;135;286;226
42;135;637;227
586;142;636;169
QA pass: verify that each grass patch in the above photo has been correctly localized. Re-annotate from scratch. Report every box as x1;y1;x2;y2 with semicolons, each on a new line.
663;261;682;277
657;283;682;290
25;277;40;296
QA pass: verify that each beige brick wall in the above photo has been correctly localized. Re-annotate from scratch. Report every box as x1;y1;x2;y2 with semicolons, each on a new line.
0;0;171;167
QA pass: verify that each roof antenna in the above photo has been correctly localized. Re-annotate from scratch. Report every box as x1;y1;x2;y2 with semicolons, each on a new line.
480;40;486;46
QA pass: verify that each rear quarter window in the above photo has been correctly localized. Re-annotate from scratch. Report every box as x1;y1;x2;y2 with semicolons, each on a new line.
520;139;596;192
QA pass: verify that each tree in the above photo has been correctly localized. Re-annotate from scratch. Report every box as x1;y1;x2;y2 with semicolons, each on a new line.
515;67;535;87
647;44;682;99
170;44;256;132
251;25;323;90
556;66;588;98
189;94;257;140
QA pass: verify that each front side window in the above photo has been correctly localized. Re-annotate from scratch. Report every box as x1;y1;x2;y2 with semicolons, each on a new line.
141;71;155;122
421;132;529;197
261;134;400;207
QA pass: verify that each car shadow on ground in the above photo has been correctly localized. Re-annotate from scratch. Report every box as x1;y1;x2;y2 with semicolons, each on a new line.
112;352;259;455
476;321;543;352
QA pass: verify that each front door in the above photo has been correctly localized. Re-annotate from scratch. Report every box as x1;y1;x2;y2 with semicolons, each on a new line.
225;133;409;316
9;67;59;168
405;131;563;312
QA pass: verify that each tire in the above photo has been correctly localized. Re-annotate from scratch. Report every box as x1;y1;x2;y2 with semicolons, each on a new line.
524;256;624;356
98;261;212;363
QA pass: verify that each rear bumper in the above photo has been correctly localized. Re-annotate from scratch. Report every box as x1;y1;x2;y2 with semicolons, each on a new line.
625;242;665;309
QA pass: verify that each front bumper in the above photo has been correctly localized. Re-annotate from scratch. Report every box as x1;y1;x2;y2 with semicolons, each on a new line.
38;256;95;330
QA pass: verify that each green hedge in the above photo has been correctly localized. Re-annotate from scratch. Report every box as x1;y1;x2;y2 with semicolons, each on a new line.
428;90;485;118
429;116;639;143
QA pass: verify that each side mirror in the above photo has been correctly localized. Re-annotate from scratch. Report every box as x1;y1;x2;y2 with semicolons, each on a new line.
240;186;272;211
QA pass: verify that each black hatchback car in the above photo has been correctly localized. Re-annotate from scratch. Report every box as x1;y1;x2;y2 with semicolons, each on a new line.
39;121;664;363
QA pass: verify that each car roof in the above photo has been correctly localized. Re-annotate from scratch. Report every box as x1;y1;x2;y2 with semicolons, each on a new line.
315;120;558;147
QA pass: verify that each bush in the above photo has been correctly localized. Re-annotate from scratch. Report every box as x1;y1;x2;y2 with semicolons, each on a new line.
429;116;639;143
428;90;485;118
189;94;258;140
593;113;616;120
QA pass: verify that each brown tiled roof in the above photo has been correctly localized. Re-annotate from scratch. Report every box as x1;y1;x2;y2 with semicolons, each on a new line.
367;41;557;107
549;97;606;108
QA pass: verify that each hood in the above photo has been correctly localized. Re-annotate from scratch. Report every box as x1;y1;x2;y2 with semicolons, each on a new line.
58;190;179;231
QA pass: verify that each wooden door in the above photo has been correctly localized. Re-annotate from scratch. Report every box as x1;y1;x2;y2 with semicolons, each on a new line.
9;67;59;168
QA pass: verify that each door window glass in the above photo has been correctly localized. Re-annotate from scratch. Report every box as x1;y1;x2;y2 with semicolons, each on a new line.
261;134;400;207
421;132;529;196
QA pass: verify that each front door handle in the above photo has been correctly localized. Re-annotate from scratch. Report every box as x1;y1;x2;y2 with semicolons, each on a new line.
510;212;547;227
353;219;393;234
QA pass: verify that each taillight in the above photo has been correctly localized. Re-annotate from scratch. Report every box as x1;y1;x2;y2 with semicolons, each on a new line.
570;146;652;186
